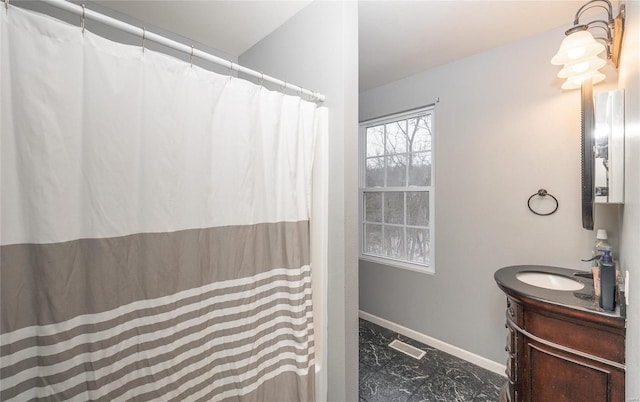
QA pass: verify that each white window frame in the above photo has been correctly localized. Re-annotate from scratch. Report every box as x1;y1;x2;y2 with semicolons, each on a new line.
358;106;435;274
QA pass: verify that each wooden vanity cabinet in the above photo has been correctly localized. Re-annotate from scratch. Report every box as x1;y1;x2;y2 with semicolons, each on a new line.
501;295;625;402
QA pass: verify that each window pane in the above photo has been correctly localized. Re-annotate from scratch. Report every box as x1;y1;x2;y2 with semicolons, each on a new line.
366;157;385;187
364;224;383;255
407;191;428;226
408;115;432;152
384;226;405;259
408;151;431;186
360;108;433;269
386;121;408;154
366;125;385;157
386;154;406;187
364;192;382;222
407;228;429;265
384;192;404;224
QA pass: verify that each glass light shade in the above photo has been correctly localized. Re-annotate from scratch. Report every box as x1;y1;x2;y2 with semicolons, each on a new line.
561;71;606;90
558;56;606;78
551;30;606;65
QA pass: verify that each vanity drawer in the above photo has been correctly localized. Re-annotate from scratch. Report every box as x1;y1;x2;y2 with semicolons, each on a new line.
525;310;625;364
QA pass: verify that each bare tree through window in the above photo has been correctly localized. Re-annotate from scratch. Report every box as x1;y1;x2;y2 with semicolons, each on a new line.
361;108;434;268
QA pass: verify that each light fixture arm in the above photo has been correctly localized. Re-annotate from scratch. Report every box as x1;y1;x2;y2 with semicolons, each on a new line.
562;0;623;65
585;20;613;57
573;0;614;26
585;20;612;41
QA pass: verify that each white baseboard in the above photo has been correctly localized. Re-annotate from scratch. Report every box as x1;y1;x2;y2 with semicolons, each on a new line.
359;310;506;377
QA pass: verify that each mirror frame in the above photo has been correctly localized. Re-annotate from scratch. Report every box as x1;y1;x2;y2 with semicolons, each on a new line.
581;80;595;230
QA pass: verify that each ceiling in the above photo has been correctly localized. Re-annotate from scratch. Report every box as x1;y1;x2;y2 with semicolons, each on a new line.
359;1;583;91
95;1;588;91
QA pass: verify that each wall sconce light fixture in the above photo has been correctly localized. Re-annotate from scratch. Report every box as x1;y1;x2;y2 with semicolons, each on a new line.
551;0;625;90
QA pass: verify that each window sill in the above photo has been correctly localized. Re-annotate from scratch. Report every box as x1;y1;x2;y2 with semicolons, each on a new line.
359;254;435;275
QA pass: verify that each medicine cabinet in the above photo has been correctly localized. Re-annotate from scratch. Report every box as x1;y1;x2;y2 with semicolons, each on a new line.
594;89;624;204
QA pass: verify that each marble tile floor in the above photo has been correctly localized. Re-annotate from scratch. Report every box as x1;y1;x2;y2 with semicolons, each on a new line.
359;318;506;402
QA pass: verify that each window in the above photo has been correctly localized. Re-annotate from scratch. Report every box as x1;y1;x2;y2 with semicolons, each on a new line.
359;107;434;272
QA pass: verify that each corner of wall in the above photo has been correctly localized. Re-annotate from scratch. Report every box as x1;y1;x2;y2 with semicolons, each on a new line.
238;3;359;401
617;0;640;399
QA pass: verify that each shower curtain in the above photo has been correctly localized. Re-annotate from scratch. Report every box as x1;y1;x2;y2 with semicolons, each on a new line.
1;5;324;401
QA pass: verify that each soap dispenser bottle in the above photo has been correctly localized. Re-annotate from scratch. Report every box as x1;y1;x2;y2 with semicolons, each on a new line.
599;250;616;311
593;229;611;260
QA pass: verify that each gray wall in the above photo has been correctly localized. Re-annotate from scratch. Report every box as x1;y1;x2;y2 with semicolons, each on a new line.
359;25;622;364
618;1;640;399
240;3;359;401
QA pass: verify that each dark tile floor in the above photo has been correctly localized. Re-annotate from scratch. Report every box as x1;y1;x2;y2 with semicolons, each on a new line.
359;319;506;402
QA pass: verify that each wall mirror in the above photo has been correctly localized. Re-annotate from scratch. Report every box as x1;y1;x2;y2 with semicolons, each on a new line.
594;89;625;204
581;85;625;230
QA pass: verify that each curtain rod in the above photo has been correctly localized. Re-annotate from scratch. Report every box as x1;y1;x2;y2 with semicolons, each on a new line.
9;0;325;103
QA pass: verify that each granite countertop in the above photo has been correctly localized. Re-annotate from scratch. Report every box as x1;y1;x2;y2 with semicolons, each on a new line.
494;265;625;320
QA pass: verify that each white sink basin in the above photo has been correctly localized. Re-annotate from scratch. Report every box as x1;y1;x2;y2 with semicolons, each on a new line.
516;272;585;291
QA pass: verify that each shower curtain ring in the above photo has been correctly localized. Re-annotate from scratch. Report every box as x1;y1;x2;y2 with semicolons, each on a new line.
259;72;264;87
141;27;146;53
81;4;85;34
5;0;9;14
190;46;194;67
281;81;287;93
228;61;234;80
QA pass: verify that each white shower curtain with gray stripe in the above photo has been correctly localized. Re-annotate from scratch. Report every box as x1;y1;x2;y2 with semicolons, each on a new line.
1;5;325;401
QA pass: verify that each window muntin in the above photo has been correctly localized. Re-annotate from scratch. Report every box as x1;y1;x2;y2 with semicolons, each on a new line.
360;108;434;271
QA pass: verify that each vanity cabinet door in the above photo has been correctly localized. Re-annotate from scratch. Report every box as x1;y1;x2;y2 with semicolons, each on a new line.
518;309;625;402
523;339;625;402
